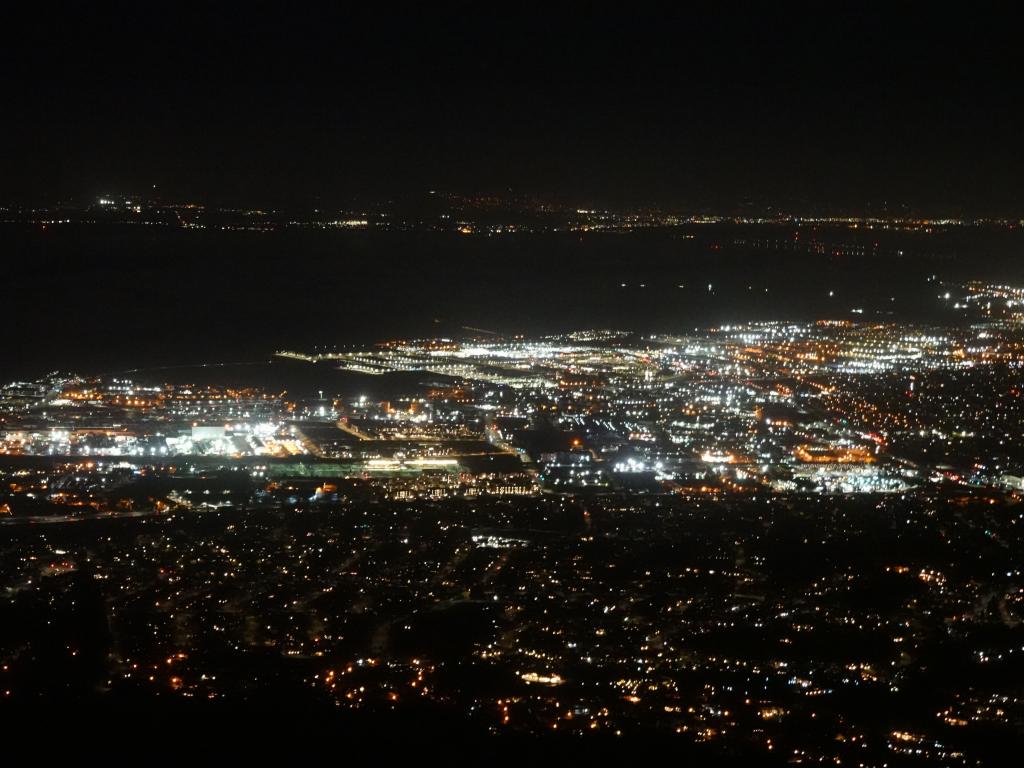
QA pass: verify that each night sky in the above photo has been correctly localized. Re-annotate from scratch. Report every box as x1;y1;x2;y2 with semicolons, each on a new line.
3;2;1022;212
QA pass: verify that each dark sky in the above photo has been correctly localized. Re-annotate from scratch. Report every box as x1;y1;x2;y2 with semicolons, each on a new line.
3;2;1021;212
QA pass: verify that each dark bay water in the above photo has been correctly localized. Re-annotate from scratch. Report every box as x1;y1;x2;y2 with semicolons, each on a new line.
4;222;1023;380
